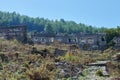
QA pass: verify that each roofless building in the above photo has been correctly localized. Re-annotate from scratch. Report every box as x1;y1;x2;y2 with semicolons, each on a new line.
0;25;27;42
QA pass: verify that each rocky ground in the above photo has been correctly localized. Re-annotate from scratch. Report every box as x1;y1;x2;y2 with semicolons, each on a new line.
0;39;120;80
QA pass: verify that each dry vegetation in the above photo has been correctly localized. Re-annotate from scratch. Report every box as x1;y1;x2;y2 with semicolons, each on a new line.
0;39;119;80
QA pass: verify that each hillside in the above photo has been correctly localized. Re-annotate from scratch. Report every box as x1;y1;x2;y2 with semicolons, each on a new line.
0;11;106;33
0;39;119;80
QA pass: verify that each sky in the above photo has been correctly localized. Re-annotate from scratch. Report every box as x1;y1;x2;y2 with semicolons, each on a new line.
0;0;120;28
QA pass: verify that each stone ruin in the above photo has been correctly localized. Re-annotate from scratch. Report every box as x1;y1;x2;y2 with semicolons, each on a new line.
0;25;27;42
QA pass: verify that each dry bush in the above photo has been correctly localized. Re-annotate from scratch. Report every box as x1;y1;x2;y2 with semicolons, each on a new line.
0;39;119;79
46;62;56;72
116;54;120;61
111;77;120;80
26;64;55;80
106;62;120;76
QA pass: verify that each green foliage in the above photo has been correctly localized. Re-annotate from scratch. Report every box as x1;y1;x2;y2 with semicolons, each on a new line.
64;52;73;61
0;11;105;34
64;52;79;62
105;26;120;46
44;23;53;33
108;40;115;46
105;28;118;43
96;70;104;76
82;69;89;77
13;39;19;44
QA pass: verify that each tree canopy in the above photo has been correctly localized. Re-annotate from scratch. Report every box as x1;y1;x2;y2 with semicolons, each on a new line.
0;11;106;34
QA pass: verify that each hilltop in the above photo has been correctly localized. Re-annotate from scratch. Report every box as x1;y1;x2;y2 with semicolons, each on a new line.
0;11;106;33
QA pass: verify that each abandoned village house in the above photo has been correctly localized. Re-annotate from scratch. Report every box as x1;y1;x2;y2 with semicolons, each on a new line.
77;33;106;49
0;25;107;49
31;32;107;49
0;25;27;42
30;32;55;44
31;32;78;44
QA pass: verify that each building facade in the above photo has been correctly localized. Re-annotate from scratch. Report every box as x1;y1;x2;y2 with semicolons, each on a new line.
77;33;106;49
30;32;107;50
0;25;27;42
0;25;107;50
30;32;55;44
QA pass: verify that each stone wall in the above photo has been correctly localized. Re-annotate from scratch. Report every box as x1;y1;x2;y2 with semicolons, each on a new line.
0;25;27;42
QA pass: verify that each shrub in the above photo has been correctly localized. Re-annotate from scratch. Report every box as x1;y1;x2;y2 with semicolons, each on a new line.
26;64;55;80
64;52;79;62
96;70;104;76
46;63;55;71
13;39;19;44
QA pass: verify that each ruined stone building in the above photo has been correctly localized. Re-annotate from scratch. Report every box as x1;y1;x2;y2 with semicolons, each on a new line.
113;37;120;47
77;33;106;49
30;32;107;50
55;33;77;44
0;25;27;42
30;32;55;44
31;32;78;44
0;25;107;49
